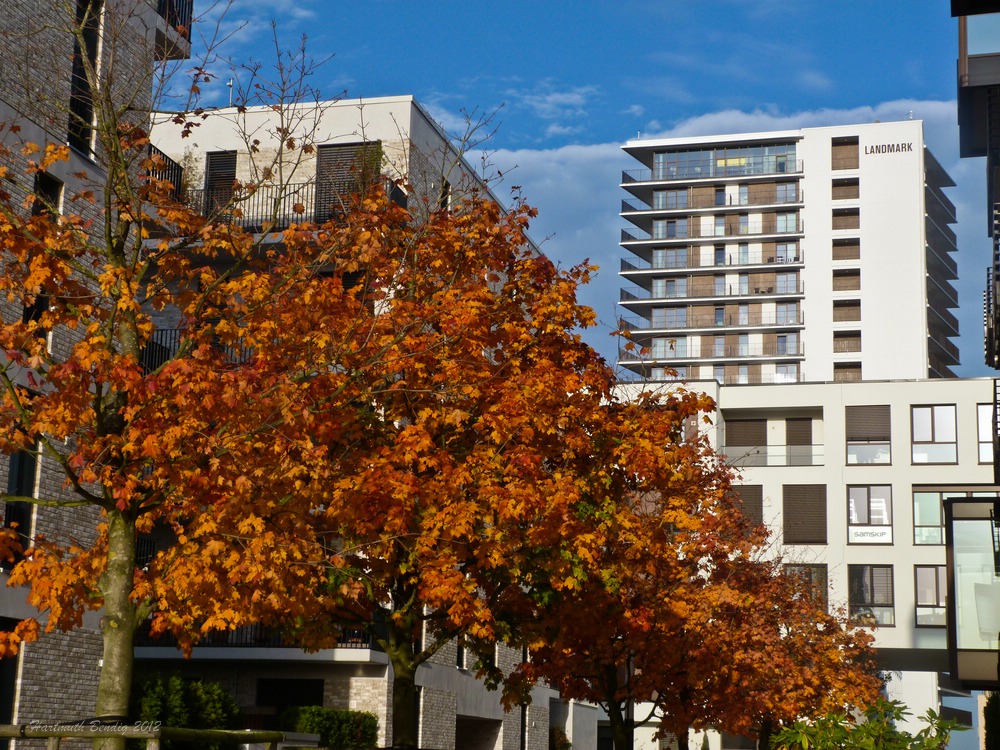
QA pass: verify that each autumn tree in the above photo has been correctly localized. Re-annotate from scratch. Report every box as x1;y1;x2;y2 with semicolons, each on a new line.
497;414;881;750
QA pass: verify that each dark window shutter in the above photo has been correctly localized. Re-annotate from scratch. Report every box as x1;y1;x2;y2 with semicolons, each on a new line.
732;485;763;526
783;484;827;544
726;419;766;446
846;405;891;441
786;417;812;446
204;150;237;213
316;141;382;221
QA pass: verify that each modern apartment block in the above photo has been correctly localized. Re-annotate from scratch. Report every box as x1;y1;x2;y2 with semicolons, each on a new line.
618;121;959;384
0;0;192;737
144;96;589;750
951;2;1000;368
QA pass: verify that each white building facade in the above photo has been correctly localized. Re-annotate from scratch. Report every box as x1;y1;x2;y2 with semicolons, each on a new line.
618;120;959;384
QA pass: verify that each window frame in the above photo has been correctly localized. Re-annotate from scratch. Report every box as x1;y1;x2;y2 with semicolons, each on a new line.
914;565;947;628
847;485;893;544
911;404;958;464
848;564;895;627
978;403;993;464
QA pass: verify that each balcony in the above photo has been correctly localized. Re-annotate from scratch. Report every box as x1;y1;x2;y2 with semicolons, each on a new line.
145;145;184;202
135;619;385;652
620;189;802;214
619;311;804;333
618;341;805;363
140;328;251;373
620;218;803;245
152;0;193;60
721;444;824;467
620;282;804;304
620;249;804;273
621;159;804;184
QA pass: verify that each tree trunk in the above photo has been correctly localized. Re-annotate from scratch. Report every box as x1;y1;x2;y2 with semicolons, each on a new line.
384;616;419;750
757;717;774;750
606;701;634;750
677;727;690;750
93;509;137;749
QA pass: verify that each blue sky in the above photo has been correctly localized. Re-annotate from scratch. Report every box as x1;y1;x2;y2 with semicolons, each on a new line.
191;1;990;376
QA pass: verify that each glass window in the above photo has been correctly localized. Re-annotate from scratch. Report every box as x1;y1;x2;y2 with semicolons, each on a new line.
913;491;944;545
652;307;686;328
663;278;687;298
714;245;725;266
776;212;797;233
713;336;725;357
653;219;667;239
738;243;749;264
846;405;890;465
847;486;892;544
776;302;796;325
738;215;749;235
738;334;749;357
775;183;797;203
714;364;725;383
915;565;947;627
714;275;725;296
653;190;667;210
738;184;749;206
666;190;687;209
979;403;993;464
715;187;726;207
775;242;796;262
848;565;894;626
739;273;749;295
911;405;957;463
775;363;797;383
715;215;726;237
652;247;687;269
666;219;688;239
776;272;797;294
737;364;749;384
784;564;828;611
776;333;797;356
738;304;749;326
714;307;724;326
652;337;686;359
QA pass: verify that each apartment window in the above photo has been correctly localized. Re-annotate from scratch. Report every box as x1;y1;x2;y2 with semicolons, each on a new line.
782;484;826;544
775;183;797;203
785;564;828;611
653;152;668;180
666;219;688;239
776;302;797;325
786;417;812;465
32;172;63;217
776;333;797;356
68;0;103;155
739;274;749;295
738;184;749;206
652;247;687;269
775;242;796;262
713;364;725;383
731;485;763;526
714;187;726;207
714;245;726;266
665;278;687;298
978;403;994;464
713;336;725;358
737;215;749;235
738;334;749;357
848;565;894;626
776;272;797;294
204;150;238;214
714;275;725;296
4;450;36;566
776;212;797;233
651;366;687;381
738;304;749;326
911;405;957;464
775;363;798;383
845;405;890;464
847;486;892;544
713;215;725;238
738;243;749;264
737;364;749;384
913;491;945;545
456;634;467;669
653;190;687;210
714;307;724;326
653;307;686;328
832;238;861;261
915;565;947;627
651;337;686;359
652;219;667;240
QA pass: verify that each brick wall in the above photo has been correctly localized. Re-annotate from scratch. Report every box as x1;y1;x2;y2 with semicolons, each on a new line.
418;686;456;750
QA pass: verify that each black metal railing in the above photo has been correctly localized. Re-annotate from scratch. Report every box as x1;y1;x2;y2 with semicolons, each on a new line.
146;145;184;202
135;619;385;650
139;328;252;374
156;0;193;39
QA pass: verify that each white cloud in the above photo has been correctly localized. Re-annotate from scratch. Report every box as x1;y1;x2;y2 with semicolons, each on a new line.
509;83;600;121
485;100;993;377
622;104;645;117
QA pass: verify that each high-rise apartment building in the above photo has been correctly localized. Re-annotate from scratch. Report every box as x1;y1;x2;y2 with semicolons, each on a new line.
618;120;959;383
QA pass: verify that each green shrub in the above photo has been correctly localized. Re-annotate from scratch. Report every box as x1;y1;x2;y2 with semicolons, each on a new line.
130;673;241;750
549;727;572;750
281;705;378;749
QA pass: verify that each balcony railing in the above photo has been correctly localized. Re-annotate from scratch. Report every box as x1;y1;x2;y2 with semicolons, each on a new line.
621;219;803;244
620;250;803;273
618;342;805;362
620;282;804;303
146;145;184;202
619;312;804;332
621;190;802;214
721;444;824;467
156;0;193;39
135;619;385;650
140;328;252;373
622;159;804;183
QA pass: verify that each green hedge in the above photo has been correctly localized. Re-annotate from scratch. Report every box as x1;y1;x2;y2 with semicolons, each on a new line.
280;705;378;749
130;673;241;750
